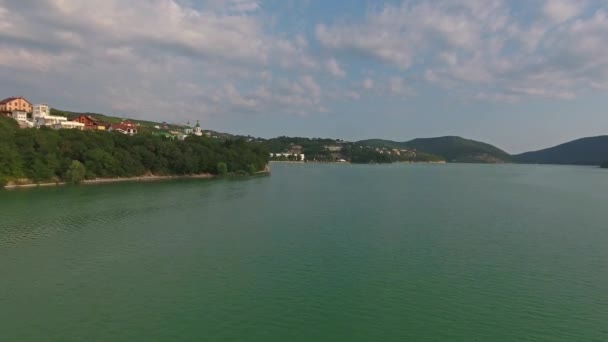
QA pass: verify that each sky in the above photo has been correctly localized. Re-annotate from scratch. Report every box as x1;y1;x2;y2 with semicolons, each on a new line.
1;0;608;153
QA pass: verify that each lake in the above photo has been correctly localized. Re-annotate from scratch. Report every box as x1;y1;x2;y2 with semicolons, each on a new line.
1;163;607;341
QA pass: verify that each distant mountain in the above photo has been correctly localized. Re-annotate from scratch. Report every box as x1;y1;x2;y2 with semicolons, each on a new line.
514;136;608;166
358;136;512;163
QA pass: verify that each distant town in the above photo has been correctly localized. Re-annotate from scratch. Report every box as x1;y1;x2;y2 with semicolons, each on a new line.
269;143;419;163
0;96;212;141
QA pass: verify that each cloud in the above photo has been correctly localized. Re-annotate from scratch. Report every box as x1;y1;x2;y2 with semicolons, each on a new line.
0;0;326;121
542;0;586;23
326;58;346;78
301;75;322;99
1;0;608;128
316;0;608;101
388;77;407;95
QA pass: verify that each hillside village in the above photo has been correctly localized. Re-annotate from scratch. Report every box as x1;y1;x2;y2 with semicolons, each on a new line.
264;136;429;164
0;96;212;140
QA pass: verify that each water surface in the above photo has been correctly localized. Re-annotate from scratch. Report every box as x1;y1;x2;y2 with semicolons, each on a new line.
1;163;607;341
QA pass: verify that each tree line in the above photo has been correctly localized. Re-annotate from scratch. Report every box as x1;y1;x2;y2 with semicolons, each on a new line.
0;117;269;186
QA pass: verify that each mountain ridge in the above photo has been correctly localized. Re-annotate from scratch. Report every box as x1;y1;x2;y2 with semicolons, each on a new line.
514;135;608;166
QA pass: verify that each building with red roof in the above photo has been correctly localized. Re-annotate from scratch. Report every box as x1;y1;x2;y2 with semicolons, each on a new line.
0;97;32;115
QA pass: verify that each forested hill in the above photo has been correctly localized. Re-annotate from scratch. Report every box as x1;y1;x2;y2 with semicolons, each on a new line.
0;116;268;186
358;136;512;163
514;136;608;166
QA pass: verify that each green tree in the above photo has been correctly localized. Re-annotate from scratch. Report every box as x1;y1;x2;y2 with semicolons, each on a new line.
0;144;24;180
30;158;54;183
65;160;87;184
3;116;269;184
217;162;228;175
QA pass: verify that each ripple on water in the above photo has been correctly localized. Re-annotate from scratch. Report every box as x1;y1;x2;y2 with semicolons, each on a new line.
1;164;608;341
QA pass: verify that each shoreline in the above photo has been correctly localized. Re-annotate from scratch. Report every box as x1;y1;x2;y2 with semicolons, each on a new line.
3;168;271;190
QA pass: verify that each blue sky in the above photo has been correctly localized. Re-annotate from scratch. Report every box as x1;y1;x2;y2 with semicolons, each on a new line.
1;0;608;153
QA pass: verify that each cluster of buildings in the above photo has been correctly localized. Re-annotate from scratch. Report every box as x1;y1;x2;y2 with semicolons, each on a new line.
1;96;141;134
1;99;83;130
152;121;208;141
1;96;207;140
270;144;306;161
372;146;417;157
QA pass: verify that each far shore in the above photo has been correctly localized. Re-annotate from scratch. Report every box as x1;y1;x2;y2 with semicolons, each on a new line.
271;160;448;165
269;161;306;164
3;169;271;190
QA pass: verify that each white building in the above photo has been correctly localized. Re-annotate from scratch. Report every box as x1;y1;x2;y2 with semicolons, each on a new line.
270;153;305;161
36;114;67;127
11;110;34;128
12;110;27;122
56;121;85;130
193;120;203;136
31;104;79;129
185;122;193;135
32;104;50;120
325;145;343;152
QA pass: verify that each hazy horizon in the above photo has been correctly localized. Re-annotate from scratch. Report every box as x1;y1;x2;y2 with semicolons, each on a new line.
1;0;607;154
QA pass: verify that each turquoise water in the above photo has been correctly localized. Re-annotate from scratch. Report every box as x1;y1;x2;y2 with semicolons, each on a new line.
1;163;607;341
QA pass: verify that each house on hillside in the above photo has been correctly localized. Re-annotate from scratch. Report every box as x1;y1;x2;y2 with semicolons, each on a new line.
56;121;85;130
30;104;84;129
325;145;343;152
108;121;138;136
0;97;32;115
270;152;306;162
11;110;33;128
32;104;50;119
72;115;106;130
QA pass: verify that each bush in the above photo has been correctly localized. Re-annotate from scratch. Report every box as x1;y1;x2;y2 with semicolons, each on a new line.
217;162;228;175
0;177;7;187
247;164;257;175
65;160;87;184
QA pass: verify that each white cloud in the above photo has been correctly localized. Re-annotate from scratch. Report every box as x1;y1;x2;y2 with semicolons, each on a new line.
345;91;361;100
0;0;327;121
317;0;608;101
388;77;406;94
543;0;585;23
362;78;374;89
301;75;322;99
1;0;608;122
326;58;346;78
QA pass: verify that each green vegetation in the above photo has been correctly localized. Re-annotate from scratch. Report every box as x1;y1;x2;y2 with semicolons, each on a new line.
65;160;86;184
601;161;608;169
358;136;511;163
217;162;228;176
515;136;608;166
0;116;268;186
346;145;392;164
